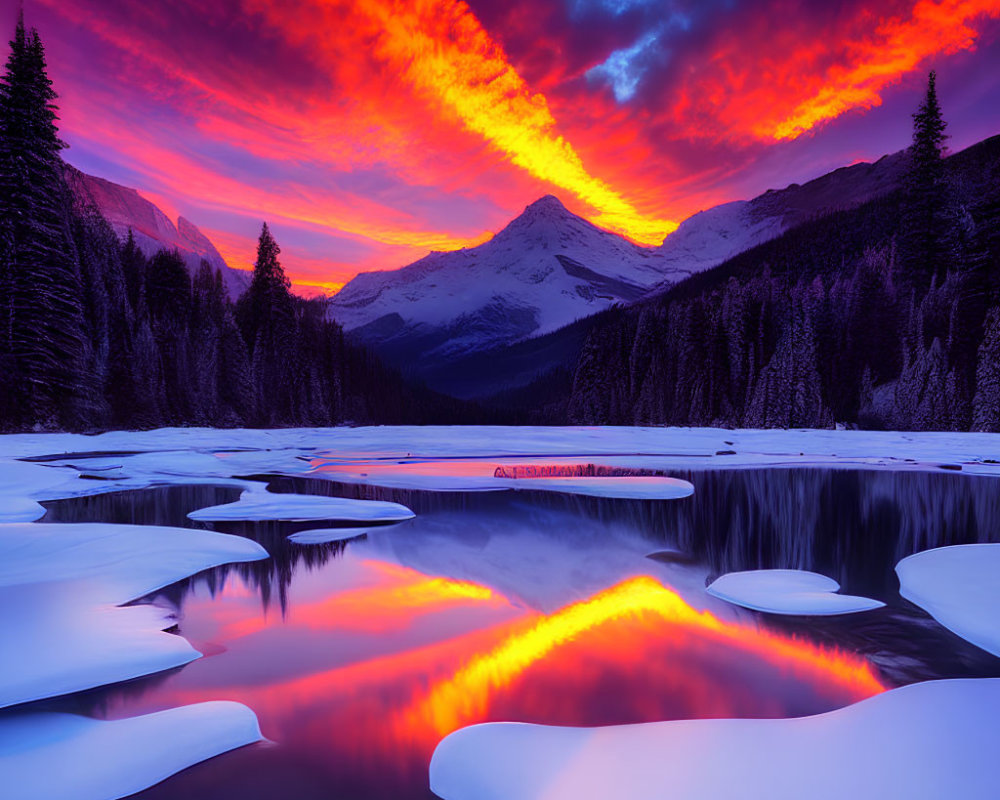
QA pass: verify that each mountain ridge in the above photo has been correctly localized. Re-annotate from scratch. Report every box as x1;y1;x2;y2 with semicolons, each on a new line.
329;148;909;392
64;166;249;299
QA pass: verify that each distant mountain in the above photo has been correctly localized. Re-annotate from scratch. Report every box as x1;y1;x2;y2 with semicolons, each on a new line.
648;150;907;293
330;195;678;362
64;166;249;298
329;149;908;396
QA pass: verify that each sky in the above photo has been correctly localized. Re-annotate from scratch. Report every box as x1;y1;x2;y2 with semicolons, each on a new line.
5;0;1000;293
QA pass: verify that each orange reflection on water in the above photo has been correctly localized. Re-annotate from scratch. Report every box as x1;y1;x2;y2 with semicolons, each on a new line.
398;575;886;739
220;560;504;640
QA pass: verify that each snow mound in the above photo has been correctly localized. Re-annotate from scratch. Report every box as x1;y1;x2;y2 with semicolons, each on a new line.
897;544;1000;657
0;701;261;800
188;490;415;523
706;570;884;615
507;475;694;500
430;679;1000;800
289;527;383;544
0;459;78;522
0;523;268;708
0;522;268;600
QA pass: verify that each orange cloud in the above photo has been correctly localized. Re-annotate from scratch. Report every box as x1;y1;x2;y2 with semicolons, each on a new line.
246;0;677;244
767;0;1000;139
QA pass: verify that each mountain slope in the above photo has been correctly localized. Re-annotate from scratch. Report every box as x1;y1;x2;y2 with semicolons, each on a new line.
648;150;907;292
330;195;676;363
329;149;908;396
65;166;249;298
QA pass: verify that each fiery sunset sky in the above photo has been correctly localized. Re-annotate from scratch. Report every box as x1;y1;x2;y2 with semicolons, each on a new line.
6;0;1000;292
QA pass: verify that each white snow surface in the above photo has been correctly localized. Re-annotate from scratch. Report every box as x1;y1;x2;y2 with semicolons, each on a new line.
0;523;267;708
0;460;79;522
288;526;387;544
188;490;415;522
706;569;884;615
0;702;262;800
897;544;1000;658
430;678;1000;800
2;426;1000;508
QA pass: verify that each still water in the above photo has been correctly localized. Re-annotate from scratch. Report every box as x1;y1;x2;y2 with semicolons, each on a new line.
35;467;1000;799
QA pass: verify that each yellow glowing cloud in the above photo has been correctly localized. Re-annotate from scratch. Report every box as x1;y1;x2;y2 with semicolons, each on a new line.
767;0;1000;140
352;0;676;244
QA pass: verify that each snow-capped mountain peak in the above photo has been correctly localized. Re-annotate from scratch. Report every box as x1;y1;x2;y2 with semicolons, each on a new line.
330;195;675;362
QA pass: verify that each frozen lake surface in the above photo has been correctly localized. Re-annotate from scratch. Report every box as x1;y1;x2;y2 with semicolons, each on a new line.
3;427;1000;798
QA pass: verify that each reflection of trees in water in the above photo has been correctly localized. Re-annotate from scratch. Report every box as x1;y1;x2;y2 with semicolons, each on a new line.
158;527;349;617
504;468;1000;597
42;484;350;615
270;470;1000;596
42;468;1000;609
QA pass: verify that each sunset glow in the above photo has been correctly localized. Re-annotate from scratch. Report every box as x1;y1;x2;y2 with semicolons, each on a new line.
399;575;886;737
13;0;1000;288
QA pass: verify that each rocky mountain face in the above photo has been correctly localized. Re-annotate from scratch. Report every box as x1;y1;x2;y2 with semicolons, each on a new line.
65;166;249;298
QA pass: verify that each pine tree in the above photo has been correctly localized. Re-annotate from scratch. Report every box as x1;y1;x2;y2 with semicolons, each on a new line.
901;71;951;289
0;16;88;428
237;223;296;424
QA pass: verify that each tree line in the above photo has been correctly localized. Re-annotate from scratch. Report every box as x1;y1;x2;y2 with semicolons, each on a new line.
561;73;1000;431
0;16;467;432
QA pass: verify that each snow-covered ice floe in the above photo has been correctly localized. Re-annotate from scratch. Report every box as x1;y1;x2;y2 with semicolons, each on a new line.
706;569;884;616
188;490;415;523
0;459;79;522
0;701;262;800
897;544;1000;657
502;475;693;499
0;523;267;708
289;526;387;544
430;679;1000;800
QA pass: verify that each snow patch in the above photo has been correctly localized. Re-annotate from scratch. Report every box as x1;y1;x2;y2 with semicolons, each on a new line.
897;544;1000;657
0;523;267;708
289;526;385;544
706;570;884;615
188;490;415;523
430;679;1000;800
0;702;261;800
0;459;78;522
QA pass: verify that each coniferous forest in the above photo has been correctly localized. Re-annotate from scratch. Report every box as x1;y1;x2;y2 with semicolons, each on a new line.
3;15;1000;434
557;75;1000;431
0;17;465;432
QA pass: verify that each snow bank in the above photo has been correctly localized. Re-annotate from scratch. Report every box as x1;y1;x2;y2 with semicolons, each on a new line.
188;490;415;523
506;475;693;499
706;570;884;615
0;701;261;800
0;459;78;522
430;678;1000;800
0;523;267;708
288;526;384;544
897;544;1000;657
0;522;268;601
6;426;1000;507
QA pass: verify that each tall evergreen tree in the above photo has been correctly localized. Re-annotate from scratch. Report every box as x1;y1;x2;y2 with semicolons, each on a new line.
238;223;296;424
901;71;951;288
0;15;88;428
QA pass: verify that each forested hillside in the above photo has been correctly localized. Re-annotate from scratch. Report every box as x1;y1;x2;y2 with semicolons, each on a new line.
0;17;464;432
562;76;1000;431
